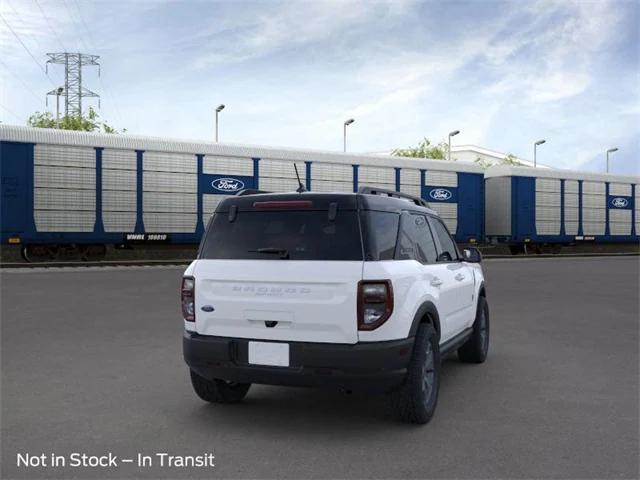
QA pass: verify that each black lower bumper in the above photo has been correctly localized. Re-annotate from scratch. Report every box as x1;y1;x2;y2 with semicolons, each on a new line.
183;332;415;392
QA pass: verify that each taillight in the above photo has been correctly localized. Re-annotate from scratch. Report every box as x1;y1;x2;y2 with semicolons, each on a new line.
181;276;195;322
357;280;393;330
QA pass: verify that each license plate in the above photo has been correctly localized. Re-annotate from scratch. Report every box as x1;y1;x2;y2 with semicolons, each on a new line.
248;341;289;367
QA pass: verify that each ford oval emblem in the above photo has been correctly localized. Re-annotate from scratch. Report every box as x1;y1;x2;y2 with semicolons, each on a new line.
211;178;245;192
429;188;452;201
611;197;629;208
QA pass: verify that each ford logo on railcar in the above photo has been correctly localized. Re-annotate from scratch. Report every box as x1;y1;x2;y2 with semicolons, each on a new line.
429;188;452;201
211;178;245;192
611;197;629;208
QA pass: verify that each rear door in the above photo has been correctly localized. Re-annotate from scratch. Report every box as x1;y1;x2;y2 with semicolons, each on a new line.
194;206;363;344
427;216;475;336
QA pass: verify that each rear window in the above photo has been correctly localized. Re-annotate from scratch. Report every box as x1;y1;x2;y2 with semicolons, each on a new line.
199;210;363;261
361;211;400;261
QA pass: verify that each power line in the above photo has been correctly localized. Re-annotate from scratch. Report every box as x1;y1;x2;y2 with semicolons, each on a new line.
0;102;24;123
33;0;68;52
0;58;44;103
0;13;56;87
70;0;126;126
61;0;90;52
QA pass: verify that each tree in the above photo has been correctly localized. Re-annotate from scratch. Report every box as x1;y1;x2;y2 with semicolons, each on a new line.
392;137;449;160
27;107;125;134
473;152;526;169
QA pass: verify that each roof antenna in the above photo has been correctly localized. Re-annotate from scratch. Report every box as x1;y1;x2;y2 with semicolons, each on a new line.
294;163;306;193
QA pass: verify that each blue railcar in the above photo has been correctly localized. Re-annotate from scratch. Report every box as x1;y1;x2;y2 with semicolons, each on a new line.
1;126;485;260
484;165;639;253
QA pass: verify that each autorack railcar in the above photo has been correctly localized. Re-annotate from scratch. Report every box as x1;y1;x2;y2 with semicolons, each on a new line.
484;165;639;253
0;125;485;261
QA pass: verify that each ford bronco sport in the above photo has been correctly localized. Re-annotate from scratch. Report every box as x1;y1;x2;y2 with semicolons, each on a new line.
182;187;489;424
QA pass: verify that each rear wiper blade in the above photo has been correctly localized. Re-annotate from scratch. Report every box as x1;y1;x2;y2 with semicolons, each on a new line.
248;247;290;259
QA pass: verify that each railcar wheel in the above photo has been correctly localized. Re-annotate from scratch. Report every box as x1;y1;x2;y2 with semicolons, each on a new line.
22;245;60;263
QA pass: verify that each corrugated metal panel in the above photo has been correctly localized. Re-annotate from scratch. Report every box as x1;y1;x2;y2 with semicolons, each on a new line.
399;184;421;197
34;144;94;168
103;169;136;191
259;176;304;192
536;178;560;235
203;156;253;176
609;183;632;196
485;177;511;236
583;222;605;235
203;194;227;215
536;178;561;192
102;149;136;170
1;125;485;174
426;170;457;187
401;169;421;186
565;221;579;235
564;180;579;193
103;212;136;232
564;180;580;235
582;194;605;208
143;213;197;233
609;209;631;235
311;163;353;182
34;210;95;232
484;164;639;185
34;165;95;190
32;144;97;232
144;151;196;173
358;166;395;184
103;190;136;211
309;180;353;193
582;181;605;195
143;192;197;213
34;188;95;211
143;171;197;193
565;206;579;235
259;159;306;180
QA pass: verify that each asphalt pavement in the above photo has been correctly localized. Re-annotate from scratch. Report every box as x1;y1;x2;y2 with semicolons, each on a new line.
1;257;638;479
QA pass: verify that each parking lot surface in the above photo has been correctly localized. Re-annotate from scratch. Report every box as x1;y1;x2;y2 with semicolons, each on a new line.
1;257;638;479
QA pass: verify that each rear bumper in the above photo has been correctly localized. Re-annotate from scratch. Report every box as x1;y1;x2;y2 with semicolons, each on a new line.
183;332;414;392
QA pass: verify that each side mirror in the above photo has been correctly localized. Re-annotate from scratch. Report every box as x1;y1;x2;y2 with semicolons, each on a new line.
463;247;482;263
437;251;452;262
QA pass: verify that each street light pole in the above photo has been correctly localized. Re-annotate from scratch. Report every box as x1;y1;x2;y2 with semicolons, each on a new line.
343;118;354;152
534;139;546;168
606;147;618;173
55;87;63;126
448;130;460;161
215;104;225;142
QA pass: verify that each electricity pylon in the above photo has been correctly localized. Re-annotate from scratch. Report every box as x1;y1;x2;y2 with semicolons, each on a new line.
46;53;100;118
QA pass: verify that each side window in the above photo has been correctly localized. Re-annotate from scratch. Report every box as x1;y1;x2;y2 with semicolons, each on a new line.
428;217;459;262
395;212;437;264
362;211;400;261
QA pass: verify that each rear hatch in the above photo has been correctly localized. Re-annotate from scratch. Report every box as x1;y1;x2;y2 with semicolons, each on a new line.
194;195;363;344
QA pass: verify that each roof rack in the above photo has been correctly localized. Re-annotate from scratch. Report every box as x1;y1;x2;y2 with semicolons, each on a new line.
358;186;429;208
235;189;271;196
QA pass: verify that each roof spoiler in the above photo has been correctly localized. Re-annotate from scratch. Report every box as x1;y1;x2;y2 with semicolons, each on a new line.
358;186;428;208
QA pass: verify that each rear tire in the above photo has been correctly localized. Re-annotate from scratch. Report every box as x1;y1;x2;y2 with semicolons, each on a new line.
389;323;440;424
190;370;251;404
458;296;490;363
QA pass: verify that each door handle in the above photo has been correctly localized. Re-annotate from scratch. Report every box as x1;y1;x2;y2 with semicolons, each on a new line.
430;277;443;287
454;273;465;281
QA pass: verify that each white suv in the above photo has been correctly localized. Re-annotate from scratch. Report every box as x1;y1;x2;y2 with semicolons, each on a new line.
182;187;489;424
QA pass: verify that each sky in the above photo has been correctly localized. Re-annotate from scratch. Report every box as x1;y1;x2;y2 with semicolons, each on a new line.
1;0;639;175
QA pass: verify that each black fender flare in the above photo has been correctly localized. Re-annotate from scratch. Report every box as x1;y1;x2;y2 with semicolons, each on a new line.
478;281;486;298
408;301;441;340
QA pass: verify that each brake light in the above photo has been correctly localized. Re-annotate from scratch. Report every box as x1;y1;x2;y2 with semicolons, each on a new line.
253;200;313;209
181;276;195;322
357;280;393;330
